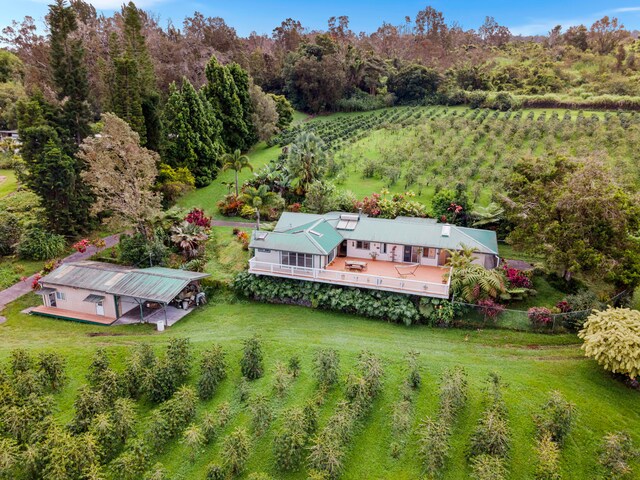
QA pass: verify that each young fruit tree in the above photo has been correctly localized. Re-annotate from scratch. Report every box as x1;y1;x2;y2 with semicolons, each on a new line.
77;113;162;235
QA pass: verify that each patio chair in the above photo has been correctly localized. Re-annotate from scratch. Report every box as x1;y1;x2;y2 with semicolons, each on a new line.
395;263;419;278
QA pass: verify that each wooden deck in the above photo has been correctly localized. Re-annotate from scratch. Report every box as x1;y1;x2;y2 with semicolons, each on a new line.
30;306;117;325
327;257;448;283
248;257;451;298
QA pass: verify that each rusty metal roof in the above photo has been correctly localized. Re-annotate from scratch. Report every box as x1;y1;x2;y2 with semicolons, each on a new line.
40;261;209;304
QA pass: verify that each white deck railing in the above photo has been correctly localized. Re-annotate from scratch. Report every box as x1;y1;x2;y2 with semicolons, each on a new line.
248;258;451;298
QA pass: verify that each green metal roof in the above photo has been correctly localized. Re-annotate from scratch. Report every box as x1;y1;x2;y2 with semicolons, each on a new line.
40;261;130;291
40;261;209;304
272;212;499;255
250;218;343;255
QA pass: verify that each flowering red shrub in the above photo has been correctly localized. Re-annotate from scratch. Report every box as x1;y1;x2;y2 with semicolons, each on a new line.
72;239;90;253
185;208;211;228
476;298;505;321
287;202;302;212
354;193;382;217
555;300;571;313
502;264;533;289
528;307;554;327
31;273;42;291
217;194;244;216
236;231;250;250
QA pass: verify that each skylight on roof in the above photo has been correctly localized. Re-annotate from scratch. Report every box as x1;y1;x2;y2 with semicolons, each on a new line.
254;231;268;240
309;230;323;237
441;225;451;237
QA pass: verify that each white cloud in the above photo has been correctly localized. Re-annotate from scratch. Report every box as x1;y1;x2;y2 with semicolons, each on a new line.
612;7;640;13
509;5;640;36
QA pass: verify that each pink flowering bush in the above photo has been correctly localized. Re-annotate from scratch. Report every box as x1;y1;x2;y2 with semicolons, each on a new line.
476;298;505;322
72;239;90;253
185;208;211;229
528;307;554;328
502;264;533;289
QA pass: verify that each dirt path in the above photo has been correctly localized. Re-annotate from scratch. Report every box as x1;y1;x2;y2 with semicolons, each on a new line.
0;233;121;321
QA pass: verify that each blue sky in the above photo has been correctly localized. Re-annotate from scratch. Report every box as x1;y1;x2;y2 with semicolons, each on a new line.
2;0;640;37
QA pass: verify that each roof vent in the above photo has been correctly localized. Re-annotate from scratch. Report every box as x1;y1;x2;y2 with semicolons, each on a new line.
441;225;451;237
254;231;268;240
309;229;323;237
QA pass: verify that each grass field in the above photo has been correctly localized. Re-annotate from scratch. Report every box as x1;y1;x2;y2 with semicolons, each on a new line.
1;293;638;479
0;168;17;198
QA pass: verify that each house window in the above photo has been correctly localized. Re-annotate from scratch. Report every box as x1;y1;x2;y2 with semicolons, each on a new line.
422;248;436;259
282;251;313;268
55;291;66;300
381;243;387;254
257;248;271;253
356;241;370;250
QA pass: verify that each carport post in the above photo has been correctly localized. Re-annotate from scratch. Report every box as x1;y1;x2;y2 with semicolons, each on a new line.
163;302;168;328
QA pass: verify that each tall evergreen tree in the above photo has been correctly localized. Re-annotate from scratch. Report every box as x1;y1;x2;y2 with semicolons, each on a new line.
48;0;91;146
228;62;257;149
203;56;249;152
17;92;93;235
110;51;146;142
162;78;224;187
108;2;160;149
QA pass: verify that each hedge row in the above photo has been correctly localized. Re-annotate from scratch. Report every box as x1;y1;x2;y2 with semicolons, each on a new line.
233;272;456;326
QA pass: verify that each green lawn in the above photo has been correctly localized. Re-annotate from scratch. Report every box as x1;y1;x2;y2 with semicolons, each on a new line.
1;293;637;479
0;256;45;289
0;168;17;198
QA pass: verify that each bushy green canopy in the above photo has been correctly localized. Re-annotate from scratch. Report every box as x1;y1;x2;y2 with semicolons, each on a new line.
579;307;640;378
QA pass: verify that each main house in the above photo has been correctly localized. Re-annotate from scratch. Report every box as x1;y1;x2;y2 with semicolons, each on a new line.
249;212;499;298
33;261;209;327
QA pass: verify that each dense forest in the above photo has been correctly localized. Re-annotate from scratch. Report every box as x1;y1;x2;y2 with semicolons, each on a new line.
2;0;640;125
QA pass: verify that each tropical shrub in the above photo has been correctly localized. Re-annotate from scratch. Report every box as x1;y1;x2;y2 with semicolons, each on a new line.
528;307;554;329
241;335;264;380
185;208;211;229
0;212;21;255
119;231;168;267
579;308;640;379
502;264;533;289
234;273;423;325
17;228;65;260
182;424;205;460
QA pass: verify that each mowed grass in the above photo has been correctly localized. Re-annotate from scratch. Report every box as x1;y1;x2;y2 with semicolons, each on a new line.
0;168;17;198
1;293;638;479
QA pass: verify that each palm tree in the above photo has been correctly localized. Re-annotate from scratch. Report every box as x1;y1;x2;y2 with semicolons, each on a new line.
286;132;328;195
241;185;277;230
221;149;253;197
170;221;208;259
470;203;504;227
